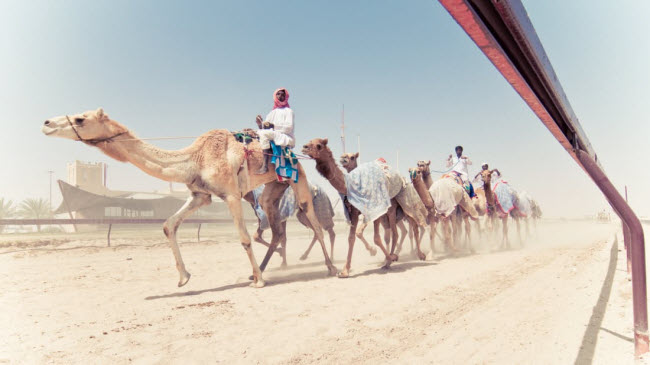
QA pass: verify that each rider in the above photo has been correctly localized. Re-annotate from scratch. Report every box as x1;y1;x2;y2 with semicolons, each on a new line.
446;145;475;198
255;88;295;174
473;163;502;188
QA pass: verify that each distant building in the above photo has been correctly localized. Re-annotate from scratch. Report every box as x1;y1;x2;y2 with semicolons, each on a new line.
67;160;107;195
56;161;256;221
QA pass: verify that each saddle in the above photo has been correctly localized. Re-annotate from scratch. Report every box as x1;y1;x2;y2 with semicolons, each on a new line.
232;129;258;144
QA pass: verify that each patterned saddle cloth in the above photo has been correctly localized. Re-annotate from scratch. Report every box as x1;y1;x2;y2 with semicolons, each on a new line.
270;141;299;183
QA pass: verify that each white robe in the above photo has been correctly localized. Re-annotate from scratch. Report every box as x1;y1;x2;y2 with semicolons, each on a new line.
258;107;295;149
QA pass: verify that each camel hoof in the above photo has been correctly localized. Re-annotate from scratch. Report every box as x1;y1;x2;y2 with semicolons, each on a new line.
337;269;350;278
381;260;393;269
299;254;308;261
280;262;288;270
178;272;191;287
417;251;426;261
249;279;266;288
369;247;377;256
328;265;338;276
389;254;399;262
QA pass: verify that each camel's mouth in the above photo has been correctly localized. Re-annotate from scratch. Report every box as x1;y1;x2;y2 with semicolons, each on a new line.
41;125;58;136
301;146;311;156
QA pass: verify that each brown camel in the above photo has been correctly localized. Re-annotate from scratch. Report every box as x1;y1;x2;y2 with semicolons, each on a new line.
42;108;337;287
243;184;336;267
410;166;478;253
478;170;522;249
302;139;424;278
340;152;414;256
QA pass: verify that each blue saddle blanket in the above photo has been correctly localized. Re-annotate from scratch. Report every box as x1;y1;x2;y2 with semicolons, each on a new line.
251;185;297;230
270;142;299;183
342;161;391;224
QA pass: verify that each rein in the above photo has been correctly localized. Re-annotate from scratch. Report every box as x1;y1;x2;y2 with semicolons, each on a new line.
66;115;127;146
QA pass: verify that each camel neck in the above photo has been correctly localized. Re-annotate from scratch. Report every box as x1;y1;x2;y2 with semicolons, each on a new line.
422;171;433;189
98;133;195;184
412;176;435;210
483;179;496;204
315;150;347;195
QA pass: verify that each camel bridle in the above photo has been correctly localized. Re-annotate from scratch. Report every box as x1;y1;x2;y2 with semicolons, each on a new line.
66;115;127;146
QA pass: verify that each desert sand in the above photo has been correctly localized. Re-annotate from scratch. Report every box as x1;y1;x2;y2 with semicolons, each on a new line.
0;220;642;364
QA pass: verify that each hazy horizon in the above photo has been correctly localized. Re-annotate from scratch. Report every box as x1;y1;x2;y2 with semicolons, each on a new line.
1;0;648;219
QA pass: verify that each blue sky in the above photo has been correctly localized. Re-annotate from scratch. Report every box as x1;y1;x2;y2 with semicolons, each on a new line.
1;0;648;218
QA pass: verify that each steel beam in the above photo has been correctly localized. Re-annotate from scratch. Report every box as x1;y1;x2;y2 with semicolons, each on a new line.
439;0;648;356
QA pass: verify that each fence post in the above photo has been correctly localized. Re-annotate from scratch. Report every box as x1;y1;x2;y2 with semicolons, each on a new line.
197;223;202;242
107;224;112;247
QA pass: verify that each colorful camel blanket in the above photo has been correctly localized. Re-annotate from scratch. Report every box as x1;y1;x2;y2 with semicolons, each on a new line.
515;190;533;218
343;161;391;224
252;183;334;230
310;183;335;230
251;184;297;230
270;141;299;183
491;179;521;216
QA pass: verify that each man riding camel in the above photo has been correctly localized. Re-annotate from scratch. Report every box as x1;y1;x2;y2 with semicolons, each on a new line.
473;162;502;188
255;88;295;174
446;145;475;198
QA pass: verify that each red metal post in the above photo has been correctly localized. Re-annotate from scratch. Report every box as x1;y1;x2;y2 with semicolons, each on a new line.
438;0;649;356
577;150;648;355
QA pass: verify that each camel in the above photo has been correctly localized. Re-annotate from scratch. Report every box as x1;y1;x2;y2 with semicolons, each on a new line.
478;170;522;249
340;152;414;256
473;187;488;236
417;161;475;252
302;138;425;278
410;166;478;253
42;108;337;288
243;183;336;267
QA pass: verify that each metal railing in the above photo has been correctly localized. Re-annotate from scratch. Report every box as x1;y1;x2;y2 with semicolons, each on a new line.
0;218;253;247
439;0;648;356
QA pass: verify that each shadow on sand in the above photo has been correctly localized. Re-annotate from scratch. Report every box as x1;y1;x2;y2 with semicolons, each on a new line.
573;239;618;364
144;260;437;300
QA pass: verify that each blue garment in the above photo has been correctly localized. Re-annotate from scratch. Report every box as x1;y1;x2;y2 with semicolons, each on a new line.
270;142;299;183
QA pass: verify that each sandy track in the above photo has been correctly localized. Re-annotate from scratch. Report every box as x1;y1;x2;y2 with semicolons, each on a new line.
0;221;634;363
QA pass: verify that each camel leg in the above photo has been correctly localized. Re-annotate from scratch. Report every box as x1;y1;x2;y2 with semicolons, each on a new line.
409;217;426;260
429;220;437;255
300;235;319;261
327;227;336;261
386;204;399;259
502;216;510;249
356;221;377;256
280;221;288;269
290;177;337;276
514;215;523;247
464;216;474;253
395;220;408;255
372;220;394;268
442;218;455;252
163;192;211;287
339;209;360;278
223;194;266;288
258;182;289;274
296;210;317;261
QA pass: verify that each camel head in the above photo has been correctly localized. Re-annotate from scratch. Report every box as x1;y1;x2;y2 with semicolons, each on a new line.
339;152;359;172
42;108;126;144
479;169;492;184
302;138;331;160
417;160;431;175
408;167;422;182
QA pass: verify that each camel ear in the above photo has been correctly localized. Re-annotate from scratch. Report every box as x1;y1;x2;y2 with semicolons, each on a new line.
322;138;328;146
96;108;106;120
427;160;431;165
354;152;359;158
